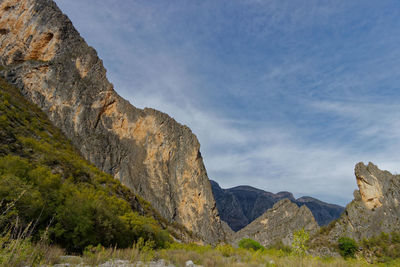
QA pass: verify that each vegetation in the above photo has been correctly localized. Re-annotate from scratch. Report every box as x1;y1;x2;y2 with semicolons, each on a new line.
338;237;358;259
37;242;377;266
291;228;310;256
0;76;171;253
238;238;264;251
361;232;400;263
267;240;292;254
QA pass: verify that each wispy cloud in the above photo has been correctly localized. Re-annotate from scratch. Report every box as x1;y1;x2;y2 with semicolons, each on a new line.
55;0;400;206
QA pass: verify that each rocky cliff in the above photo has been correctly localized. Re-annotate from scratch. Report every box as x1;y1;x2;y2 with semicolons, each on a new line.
322;162;400;243
211;180;344;231
231;199;319;247
0;0;223;243
296;196;344;227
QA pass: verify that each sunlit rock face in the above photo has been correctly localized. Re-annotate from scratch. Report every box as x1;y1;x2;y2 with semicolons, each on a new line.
318;162;400;245
355;163;384;209
231;199;319;247
0;0;223;244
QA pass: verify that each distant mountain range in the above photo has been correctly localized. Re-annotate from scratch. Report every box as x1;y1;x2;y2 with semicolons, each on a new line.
210;180;344;231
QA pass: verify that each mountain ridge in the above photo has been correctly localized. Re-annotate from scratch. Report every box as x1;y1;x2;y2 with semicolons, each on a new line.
231;198;319;247
211;180;344;231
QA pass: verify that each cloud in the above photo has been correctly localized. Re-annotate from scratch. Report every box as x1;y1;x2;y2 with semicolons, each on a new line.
312;101;400;145
125;89;363;205
127;88;400;206
54;0;400;206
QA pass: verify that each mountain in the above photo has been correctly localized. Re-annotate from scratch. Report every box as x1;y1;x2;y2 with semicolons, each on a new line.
211;180;344;231
0;0;223;244
0;75;189;252
232;199;319;247
313;162;400;248
296;196;345;226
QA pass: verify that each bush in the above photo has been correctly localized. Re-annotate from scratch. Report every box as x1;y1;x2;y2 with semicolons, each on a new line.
291;228;309;256
216;244;235;257
268;240;292;254
0;155;173;252
361;232;400;261
238;238;264;251
338;236;358;259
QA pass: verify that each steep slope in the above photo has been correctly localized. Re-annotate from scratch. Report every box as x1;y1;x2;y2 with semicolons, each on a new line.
232;199;319;247
0;0;223;243
319;162;400;244
0;76;181;252
211;180;344;231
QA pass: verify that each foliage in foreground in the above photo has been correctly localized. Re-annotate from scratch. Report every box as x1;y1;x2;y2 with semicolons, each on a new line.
361;232;400;263
292;228;310;256
0;77;171;252
5;237;400;267
338;237;357;259
63;242;379;267
0;219;399;267
238;238;264;251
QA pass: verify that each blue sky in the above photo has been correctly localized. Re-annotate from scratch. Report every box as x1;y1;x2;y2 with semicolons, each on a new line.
54;0;400;206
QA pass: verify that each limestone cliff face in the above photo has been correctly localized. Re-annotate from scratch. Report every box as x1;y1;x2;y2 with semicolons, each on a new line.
324;162;400;242
0;0;223;243
231;199;319;247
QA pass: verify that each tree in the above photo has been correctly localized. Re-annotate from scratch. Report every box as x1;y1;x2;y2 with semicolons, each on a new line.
291;228;309;256
238;238;264;251
338;236;358;259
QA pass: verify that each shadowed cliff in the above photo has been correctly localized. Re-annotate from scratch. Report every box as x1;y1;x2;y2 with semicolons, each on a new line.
211;180;344;231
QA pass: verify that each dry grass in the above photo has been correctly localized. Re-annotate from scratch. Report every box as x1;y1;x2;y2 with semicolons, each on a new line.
0;199;396;267
0;220;65;266
2;237;399;267
66;242;400;267
151;243;374;267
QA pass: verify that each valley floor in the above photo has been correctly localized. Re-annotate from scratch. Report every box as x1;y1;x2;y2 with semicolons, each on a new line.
4;241;400;267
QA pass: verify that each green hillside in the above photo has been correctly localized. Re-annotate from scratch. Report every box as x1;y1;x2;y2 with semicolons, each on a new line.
0;76;171;253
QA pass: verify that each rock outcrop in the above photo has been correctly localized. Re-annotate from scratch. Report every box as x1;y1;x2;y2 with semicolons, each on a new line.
231;199;319;247
211;180;344;231
323;162;400;242
296;196;344;226
0;0;223;243
220;221;235;241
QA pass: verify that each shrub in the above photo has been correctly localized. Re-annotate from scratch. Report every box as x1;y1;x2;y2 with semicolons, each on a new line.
338;236;357;259
216;243;235;257
238;238;264;251
291;228;309;256
392;231;400;243
268;240;292;254
361;231;400;261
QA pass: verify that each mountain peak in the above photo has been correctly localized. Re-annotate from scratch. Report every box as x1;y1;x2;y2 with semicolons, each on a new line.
0;0;223;244
232;198;319;247
210;180;344;231
313;162;400;249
